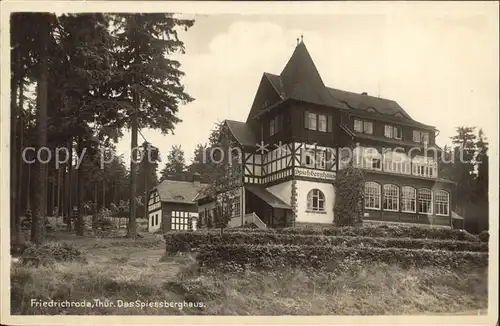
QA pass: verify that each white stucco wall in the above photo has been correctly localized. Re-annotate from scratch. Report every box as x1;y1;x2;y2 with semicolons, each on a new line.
295;180;335;224
266;180;293;205
148;209;162;233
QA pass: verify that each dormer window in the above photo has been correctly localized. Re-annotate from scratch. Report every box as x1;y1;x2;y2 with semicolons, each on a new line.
354;119;373;134
384;125;402;140
413;130;429;144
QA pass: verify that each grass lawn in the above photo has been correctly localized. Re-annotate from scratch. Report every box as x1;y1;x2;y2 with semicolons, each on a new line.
10;229;488;315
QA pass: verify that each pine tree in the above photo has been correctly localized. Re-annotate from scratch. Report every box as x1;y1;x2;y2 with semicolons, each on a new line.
110;13;194;238
160;144;186;180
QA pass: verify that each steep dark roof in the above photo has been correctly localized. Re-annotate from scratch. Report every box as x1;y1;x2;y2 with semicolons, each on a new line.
154;180;207;204
225;119;257;147
251;41;433;129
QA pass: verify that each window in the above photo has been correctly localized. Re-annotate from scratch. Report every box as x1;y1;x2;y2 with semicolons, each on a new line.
155;214;159;226
418;188;432;214
354;119;363;132
171;211;190;230
305;151;314;168
364;182;381;210
307;189;325;212
305;111;331;132
383;151;411;174
435;190;449;216
318;115;327;132
412;156;438;178
384;125;402;139
269;114;282;136
316;150;326;169
401;186;416;213
354;147;382;171
363;121;373;134
233;196;241;216
413;130;429;143
308;112;317;130
383;184;399;211
354;119;373;134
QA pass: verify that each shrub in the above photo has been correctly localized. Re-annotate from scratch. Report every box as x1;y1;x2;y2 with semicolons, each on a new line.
197;244;488;272
333;165;364;226
164;231;487;253
478;230;489;243
20;242;87;267
222;224;480;241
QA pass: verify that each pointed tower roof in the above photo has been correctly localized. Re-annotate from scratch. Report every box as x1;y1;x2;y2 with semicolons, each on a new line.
279;40;343;107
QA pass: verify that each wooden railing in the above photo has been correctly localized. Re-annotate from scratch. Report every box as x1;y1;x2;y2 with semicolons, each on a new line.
227;212;267;229
244;212;267;229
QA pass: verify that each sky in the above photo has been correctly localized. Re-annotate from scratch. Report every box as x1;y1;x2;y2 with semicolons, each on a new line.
113;6;499;170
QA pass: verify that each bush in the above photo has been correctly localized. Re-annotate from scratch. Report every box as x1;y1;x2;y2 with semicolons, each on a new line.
222;224;480;241
197;244;488;272
164;231;487;253
20;242;86;267
478;230;489;243
333;165;364;226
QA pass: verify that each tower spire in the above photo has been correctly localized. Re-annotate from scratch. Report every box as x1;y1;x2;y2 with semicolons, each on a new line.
301;34;303;43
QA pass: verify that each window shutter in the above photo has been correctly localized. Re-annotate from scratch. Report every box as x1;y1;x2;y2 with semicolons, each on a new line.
304;111;309;129
327;115;333;132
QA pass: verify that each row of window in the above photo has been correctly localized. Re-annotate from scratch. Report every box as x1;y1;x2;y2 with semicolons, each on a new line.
364;182;449;215
353;147;438;178
305;185;449;216
353;118;430;144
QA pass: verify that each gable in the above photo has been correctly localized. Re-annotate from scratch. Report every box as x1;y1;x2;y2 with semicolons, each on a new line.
246;74;284;122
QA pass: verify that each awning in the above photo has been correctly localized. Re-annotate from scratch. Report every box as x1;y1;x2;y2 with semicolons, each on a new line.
244;185;292;210
451;211;465;220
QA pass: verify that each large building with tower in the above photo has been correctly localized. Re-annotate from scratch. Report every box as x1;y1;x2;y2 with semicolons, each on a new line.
195;39;459;230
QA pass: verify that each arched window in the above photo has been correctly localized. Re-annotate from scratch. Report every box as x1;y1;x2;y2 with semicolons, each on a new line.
401;186;416;213
364;182;381;210
435;190;450;216
383;184;399;211
418;188;433;214
307;189;325;212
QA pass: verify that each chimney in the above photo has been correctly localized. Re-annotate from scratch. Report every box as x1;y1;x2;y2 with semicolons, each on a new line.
361;92;367;95
192;172;201;185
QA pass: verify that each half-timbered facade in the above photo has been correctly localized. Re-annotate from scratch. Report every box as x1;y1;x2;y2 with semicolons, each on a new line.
147;173;206;232
195;39;456;228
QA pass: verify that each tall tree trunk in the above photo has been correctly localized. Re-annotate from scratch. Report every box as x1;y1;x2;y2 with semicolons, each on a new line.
127;105;138;238
32;17;50;245
15;74;24;241
26;162;31;212
102;179;105;209
66;138;73;231
94;183;98;212
10;47;19;243
144;162;148;220
75;138;85;236
56;164;62;222
60;164;66;224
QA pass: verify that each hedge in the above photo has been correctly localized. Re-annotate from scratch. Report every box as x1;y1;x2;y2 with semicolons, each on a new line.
196;244;488;271
164;231;488;254
220;224;480;242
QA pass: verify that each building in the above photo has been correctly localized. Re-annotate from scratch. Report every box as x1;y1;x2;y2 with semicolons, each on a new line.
146;173;206;232
195;39;457;229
